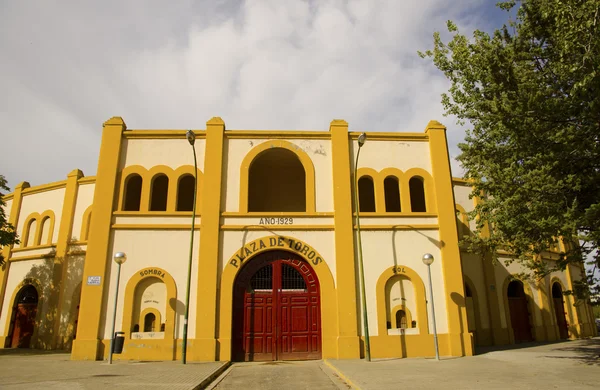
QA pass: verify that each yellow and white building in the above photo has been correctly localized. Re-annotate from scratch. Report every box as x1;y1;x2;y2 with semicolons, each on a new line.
0;117;596;361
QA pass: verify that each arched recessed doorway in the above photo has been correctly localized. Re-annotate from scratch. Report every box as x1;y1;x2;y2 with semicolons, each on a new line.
552;282;569;339
507;280;533;343
8;285;39;348
232;250;321;361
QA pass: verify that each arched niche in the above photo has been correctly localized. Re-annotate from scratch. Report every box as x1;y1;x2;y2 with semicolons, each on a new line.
239;141;316;213
376;266;428;336
121;267;177;342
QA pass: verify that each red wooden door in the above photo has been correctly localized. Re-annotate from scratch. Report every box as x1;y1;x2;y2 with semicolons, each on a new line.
11;304;37;348
233;251;321;361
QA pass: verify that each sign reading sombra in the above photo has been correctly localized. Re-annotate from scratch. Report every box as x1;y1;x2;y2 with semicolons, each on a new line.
229;236;323;268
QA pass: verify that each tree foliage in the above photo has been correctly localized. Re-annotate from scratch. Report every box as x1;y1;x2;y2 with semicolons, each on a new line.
1;174;20;264
419;0;600;297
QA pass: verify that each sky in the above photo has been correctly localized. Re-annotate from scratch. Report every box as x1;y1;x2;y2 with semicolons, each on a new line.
0;0;508;190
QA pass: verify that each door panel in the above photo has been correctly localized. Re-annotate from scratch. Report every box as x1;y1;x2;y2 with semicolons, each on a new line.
509;297;533;343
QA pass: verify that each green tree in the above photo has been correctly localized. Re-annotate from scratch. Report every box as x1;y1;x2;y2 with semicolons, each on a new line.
1;174;20;264
419;0;600;297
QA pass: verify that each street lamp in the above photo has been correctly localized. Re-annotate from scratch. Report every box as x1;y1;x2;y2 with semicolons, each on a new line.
422;253;439;360
108;251;127;364
353;132;371;361
182;130;198;364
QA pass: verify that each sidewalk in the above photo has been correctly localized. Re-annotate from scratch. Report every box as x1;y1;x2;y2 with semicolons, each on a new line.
325;338;600;390
0;350;229;390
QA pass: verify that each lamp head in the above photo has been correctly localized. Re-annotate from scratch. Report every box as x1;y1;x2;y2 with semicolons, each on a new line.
186;130;196;146
114;252;127;265
422;253;434;266
358;133;367;147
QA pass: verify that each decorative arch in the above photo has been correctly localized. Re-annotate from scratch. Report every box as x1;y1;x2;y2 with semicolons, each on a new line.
376;265;429;336
121;267;177;342
20;211;56;247
118;165;203;212
462;275;482;341
455;204;470;239
502;275;537;343
3;278;44;348
356;167;379;212
548;277;571;338
390;304;413;329
239;140;316;213
403;168;436;213
140;307;162;332
379;168;404;212
218;235;336;359
80;206;93;242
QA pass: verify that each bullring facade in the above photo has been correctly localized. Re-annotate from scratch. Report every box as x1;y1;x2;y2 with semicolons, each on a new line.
0;117;596;361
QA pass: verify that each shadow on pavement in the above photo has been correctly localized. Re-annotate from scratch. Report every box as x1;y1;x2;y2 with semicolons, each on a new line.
543;338;600;366
0;347;70;357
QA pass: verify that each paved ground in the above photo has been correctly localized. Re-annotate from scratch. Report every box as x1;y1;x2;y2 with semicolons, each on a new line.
0;349;228;389
208;360;350;390
326;338;600;390
1;338;597;389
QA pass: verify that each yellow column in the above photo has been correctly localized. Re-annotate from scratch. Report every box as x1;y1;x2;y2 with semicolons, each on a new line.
472;192;508;345
192;117;225;361
51;169;84;349
0;181;30;347
329;120;360;359
425;120;473;356
72;117;126;360
534;275;554;341
564;264;582;338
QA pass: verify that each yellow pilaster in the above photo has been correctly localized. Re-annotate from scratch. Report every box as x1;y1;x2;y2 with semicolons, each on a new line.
536;275;557;341
425;121;473;356
71;117;126;360
51;169;84;349
329;120;359;359
192;117;225;361
472;194;508;345
564;264;582;338
0;181;29;347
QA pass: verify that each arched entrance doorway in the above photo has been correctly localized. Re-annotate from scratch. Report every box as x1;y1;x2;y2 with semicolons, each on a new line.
552;282;569;339
8;285;39;348
507;280;533;343
232;250;321;361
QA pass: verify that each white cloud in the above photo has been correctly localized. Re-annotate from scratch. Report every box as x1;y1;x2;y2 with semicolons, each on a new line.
0;0;497;188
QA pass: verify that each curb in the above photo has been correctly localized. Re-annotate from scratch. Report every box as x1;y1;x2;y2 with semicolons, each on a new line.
193;361;232;390
323;360;361;390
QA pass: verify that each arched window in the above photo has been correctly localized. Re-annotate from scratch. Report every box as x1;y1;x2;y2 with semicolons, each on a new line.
409;176;426;212
552;283;563;298
123;174;143;211
358;176;376;212
465;283;473;297
176;175;195;211
38;217;51;245
248;148;306;212
144;313;156;332
507;280;525;298
150;174;169;211
395;310;407;329
384;176;401;212
24;219;37;247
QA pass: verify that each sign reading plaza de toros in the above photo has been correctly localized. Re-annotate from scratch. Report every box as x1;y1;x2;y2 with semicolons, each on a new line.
229;236;323;268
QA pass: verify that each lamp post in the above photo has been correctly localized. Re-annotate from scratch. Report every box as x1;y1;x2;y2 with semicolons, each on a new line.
182;130;198;364
354;132;371;362
108;251;127;364
422;253;439;360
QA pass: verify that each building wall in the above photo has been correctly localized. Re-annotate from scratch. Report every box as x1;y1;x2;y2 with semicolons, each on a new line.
1;116;596;361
